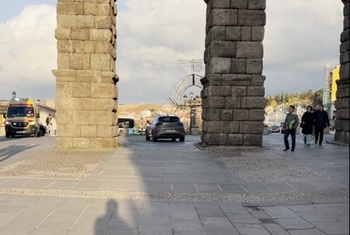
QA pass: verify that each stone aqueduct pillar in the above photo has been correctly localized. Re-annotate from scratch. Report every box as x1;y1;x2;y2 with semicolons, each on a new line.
53;0;348;148
201;0;266;146
334;0;350;144
53;0;118;148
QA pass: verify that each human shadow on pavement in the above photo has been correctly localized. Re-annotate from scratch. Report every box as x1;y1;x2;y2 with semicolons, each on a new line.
95;199;134;235
0;144;37;162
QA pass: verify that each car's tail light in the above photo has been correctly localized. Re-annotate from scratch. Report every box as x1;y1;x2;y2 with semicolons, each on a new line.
178;122;184;126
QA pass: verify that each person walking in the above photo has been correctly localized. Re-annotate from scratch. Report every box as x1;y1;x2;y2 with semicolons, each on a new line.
282;105;299;152
301;105;314;146
45;114;52;135
313;104;330;146
50;115;57;136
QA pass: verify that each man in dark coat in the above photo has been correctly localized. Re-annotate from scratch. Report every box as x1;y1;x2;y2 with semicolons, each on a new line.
282;105;299;152
313;104;330;146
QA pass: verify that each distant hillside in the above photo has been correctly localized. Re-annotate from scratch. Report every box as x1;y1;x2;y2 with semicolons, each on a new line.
118;103;162;115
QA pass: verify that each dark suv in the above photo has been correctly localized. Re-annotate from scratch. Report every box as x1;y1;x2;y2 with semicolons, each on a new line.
145;114;185;142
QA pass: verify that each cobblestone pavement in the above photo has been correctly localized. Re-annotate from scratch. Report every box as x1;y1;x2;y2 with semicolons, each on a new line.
0;133;348;235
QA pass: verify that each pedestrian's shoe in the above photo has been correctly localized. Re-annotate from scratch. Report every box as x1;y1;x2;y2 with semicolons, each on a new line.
291;149;295;152
283;148;290;151
319;143;322;146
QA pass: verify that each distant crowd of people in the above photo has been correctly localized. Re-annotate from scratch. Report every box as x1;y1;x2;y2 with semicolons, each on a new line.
45;114;57;136
282;104;330;152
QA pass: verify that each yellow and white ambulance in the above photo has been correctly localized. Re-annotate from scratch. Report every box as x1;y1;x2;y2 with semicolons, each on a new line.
4;98;41;138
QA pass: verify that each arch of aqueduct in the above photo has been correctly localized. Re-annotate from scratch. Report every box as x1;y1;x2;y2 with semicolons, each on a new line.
53;0;349;148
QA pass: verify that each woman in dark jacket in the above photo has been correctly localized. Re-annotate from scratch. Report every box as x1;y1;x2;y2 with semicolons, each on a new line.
301;106;314;146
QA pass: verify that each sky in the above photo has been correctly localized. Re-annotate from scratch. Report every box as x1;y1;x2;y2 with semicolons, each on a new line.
0;0;344;104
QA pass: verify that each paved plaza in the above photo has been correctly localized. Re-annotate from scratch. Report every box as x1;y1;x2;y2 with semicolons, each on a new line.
0;133;348;235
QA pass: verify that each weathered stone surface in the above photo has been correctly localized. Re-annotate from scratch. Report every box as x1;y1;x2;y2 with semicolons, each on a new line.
241;97;266;108
208;86;231;96
56;82;73;98
71;29;90;40
252;26;265;41
249;109;265;121
224;121;240;133
212;0;230;8
91;83;115;98
206;26;225;46
222;74;252;86
73;110;91;125
95;16;113;29
202;109;221;121
231;59;246;73
76;70;102;83
55;28;72;40
209;41;236;57
69;54;90;69
202;97;226;109
75;40;95;54
57;40;74;53
246;59;263;74
222;109;233;120
73;82;91;98
248;0;266;10
208;57;231;74
81;125;97;137
57;15;77;28
84;3;110;16
73;138;90;148
238;10;266;26
57;52;70;69
203;121;225;133
233;109;249;120
240;121;263;134
91;54;112;71
236;42;263;58
243;134;263;146
77;15;95;29
90;111;115;125
202;133;228;145
241;26;252;41
227;133;243;145
247;86;265;96
57;2;83;15
231;86;247;96
90;29;112;41
225;96;241;108
54;0;117;148
231;0;248;9
226;26;241;41
212;9;238;26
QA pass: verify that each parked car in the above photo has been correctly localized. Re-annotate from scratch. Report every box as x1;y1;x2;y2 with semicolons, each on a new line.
270;125;280;133
145;114;185;142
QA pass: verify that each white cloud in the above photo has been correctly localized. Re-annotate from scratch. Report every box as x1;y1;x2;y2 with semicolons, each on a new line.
264;0;343;95
0;5;56;100
0;0;344;103
117;0;206;103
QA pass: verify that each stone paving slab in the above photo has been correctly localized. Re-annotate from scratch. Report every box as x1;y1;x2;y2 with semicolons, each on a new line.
0;135;348;234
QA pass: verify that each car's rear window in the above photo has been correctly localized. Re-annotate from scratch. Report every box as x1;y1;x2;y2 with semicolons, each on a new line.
158;116;180;122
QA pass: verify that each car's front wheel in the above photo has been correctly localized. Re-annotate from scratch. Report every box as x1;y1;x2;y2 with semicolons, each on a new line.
145;131;150;141
179;136;185;142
